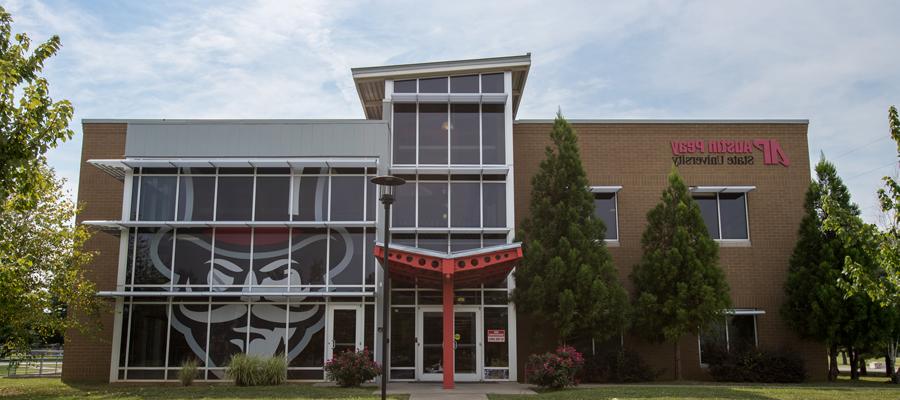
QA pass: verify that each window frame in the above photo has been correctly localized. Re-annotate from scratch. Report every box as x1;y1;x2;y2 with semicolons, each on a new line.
689;187;754;243
589;186;621;243
697;310;762;367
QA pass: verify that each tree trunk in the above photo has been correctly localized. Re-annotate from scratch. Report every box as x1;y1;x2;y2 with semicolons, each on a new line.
888;339;900;384
849;346;860;381
674;341;682;380
841;349;847;365
859;355;867;376
828;344;839;382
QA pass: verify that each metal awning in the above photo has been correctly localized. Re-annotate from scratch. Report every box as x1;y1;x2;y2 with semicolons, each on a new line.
374;242;522;288
589;186;623;193
88;157;379;180
83;220;376;230
689;186;756;193
390;165;509;176
728;308;766;315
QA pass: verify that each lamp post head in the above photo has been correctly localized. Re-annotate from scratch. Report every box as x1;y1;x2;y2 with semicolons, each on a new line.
371;175;406;204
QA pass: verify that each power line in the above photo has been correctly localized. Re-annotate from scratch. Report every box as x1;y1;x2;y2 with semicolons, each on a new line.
846;161;898;180
828;136;891;160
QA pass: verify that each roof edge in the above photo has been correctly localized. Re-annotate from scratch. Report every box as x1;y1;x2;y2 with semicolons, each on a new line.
82;118;388;125
515;118;809;124
352;53;531;79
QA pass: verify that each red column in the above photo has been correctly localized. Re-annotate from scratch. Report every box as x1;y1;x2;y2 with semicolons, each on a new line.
442;260;455;389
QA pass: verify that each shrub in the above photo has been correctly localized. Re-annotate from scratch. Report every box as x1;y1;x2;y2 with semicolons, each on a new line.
325;348;381;387
526;345;584;389
226;353;287;386
707;348;806;383
582;349;662;383
178;358;199;386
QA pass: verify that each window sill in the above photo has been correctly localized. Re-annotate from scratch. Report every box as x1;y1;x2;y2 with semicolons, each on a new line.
715;240;751;247
604;239;620;247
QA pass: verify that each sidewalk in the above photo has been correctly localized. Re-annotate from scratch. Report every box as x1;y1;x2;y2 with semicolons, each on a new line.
380;382;537;400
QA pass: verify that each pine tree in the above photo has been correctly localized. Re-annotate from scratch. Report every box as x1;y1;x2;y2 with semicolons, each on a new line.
784;157;882;381
513;112;629;344
630;169;730;380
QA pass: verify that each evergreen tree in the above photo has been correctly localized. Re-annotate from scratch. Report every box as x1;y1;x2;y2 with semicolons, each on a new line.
513;112;629;344
630;169;730;380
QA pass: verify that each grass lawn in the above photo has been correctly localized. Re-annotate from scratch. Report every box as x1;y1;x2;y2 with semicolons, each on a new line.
489;381;899;400
0;377;406;399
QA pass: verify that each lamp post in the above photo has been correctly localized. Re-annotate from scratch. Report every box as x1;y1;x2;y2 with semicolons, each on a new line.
371;175;405;400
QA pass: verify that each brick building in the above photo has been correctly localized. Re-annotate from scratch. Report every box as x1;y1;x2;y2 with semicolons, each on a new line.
64;54;825;385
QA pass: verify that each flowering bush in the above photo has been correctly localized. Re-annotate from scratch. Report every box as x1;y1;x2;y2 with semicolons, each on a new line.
324;348;382;387
526;345;585;389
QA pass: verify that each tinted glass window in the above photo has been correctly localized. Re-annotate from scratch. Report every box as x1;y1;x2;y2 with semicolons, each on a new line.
252;228;290;288
254;177;290;221
207;304;248;366
247;303;288;356
366;180;376;222
419;77;448;93
392;233;416;247
484;308;509;367
450;104;479;164
483;233;508;247
728;315;757;353
212;228;252;289
293;175;329;221
451;182;480;227
482;183;506;228
139;175;177;221
418;234;448;252
450;234;481;252
450;75;478;93
719;193;748;240
419;103;448;164
329;228;363;285
168;303;207;367
699;318;727;364
216;177;253;221
330;176;364;221
134;228;173;286
288;305;325;367
394;79;416;93
177;176;215;221
482;104;505;164
127;304;168;367
593;192;618;240
364;229;376;284
694;194;720;239
392;183;416;228
173;228;211;286
481;73;504;93
419;182;448;227
291;228;327;286
130;176;139;220
393;104;416;165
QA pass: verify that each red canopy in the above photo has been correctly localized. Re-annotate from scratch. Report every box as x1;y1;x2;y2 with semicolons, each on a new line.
372;243;523;288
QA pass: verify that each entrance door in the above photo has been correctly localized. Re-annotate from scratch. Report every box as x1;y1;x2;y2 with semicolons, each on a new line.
416;307;482;381
325;305;363;361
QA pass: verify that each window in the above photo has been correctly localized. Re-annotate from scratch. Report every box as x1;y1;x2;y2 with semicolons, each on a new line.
418;103;448;164
450;75;479;93
394;79;416;93
329;227;364;285
418;182;448;227
482;104;505;164
419;77;448;93
450;104;479;164
481;73;504;93
330;176;364;221
692;191;750;240
216;176;253;221
482;182;506;228
173;228;212;287
133;228;173;286
251;228;290;288
451;181;480;227
393;104;416;164
254;176;290;221
177;176;215;221
699;314;759;365
393;183;416;228
138;176;177;221
292;175;329;221
592;191;619;241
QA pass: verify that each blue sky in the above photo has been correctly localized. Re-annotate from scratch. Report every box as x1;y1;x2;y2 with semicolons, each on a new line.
6;0;900;222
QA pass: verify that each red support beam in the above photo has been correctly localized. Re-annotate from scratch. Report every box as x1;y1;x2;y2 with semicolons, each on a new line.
442;260;455;389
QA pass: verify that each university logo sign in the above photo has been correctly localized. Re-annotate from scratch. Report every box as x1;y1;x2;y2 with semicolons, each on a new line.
670;139;790;167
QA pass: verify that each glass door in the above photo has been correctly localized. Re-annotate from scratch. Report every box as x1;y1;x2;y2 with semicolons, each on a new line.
418;309;444;381
325;305;363;361
416;307;482;381
453;309;481;381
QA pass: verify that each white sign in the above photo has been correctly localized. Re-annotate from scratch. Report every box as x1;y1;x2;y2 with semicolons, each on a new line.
487;329;505;343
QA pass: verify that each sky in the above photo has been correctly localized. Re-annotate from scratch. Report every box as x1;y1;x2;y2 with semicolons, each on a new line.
4;0;900;223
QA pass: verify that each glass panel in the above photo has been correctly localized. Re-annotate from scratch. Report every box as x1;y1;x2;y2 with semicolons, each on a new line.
593;193;618;240
694;194;720;239
418;291;442;305
450;75;479;93
699;318;727;364
293;175;329;221
366;180;376;222
422;311;443;374
138;176;177;221
248;303;289;356
419;77;448;93
332;309;358;356
451;182;480;227
127;304;168;367
211;228;252;290
173;228;212;287
455;312;476;374
484;291;509;305
130;176;139;220
483;234;508;247
252;228;290;288
394;79;416;93
134;228;173;286
257;167;290;174
484;308;509;368
728;315;757;353
207;303;248;368
482;104;505;164
126;229;135;286
254;176;290;221
392;233;416;247
482;183;506;228
365;305;374;354
177;176;215;221
454;291;481;305
392;291;415;305
119;303;130;366
419;103;448;164
481;73;504;93
329;228;364;285
418;234;448;253
450;104;479;164
450;234;481;252
393;183;415;228
168;303;208;367
364;229;376;285
391;308;416;368
216;176;253;221
330;176;364;221
719;193;748;240
288;304;326;367
393;104;416;165
291;228;328;286
418;182;448;227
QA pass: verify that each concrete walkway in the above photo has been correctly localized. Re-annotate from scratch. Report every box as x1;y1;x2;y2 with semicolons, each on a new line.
379;382;537;400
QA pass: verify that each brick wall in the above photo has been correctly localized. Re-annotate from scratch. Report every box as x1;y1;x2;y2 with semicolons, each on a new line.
62;123;127;382
513;121;828;381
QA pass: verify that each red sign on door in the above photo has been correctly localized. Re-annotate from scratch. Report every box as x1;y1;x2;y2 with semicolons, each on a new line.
487;329;505;343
